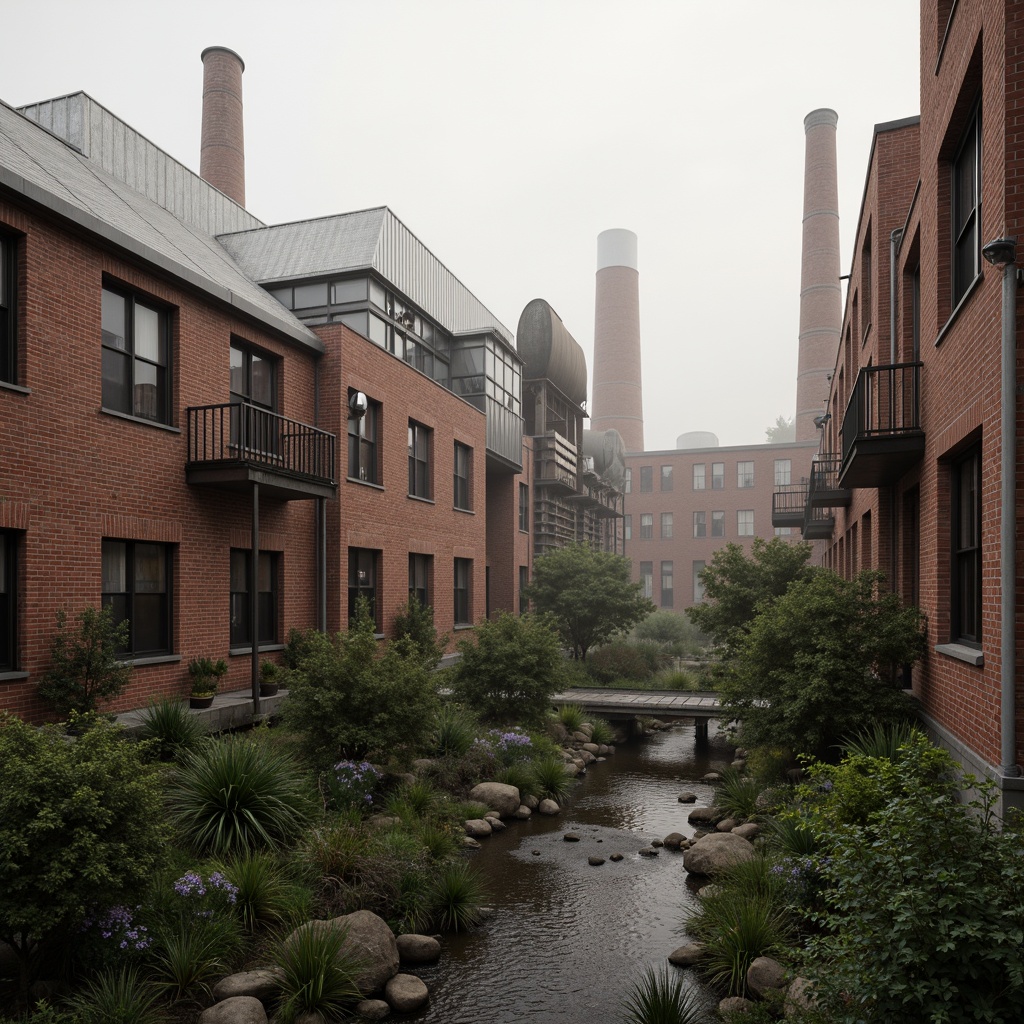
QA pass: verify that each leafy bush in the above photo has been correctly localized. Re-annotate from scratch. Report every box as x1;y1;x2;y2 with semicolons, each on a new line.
622;964;706;1024
392;596;448;669
324;760;383;814
494;761;536;799
36;606;132;717
631;609;708;657
137;697;204;761
449;612;562;727
661;669;699;691
839;719;926;760
586;641;655;685
151;924;237;1003
285;602;439;768
0;714;168;1000
275;923;364;1024
425;861;487;932
167;738;313;855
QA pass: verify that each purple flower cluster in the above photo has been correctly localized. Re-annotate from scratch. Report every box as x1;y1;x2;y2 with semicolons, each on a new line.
331;760;382;809
474;728;533;762
771;856;825;908
82;905;150;951
172;870;239;919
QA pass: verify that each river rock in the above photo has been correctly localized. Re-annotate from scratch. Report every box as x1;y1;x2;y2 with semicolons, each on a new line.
677;792;698;803
609;853;624;861
719;995;756;1014
547;721;568;743
486;816;506;832
703;772;722;782
538;799;561;815
462;837;481;849
578;722;594;738
668;942;705;966
468;782;520;818
662;832;686;850
683;833;756;876
515;804;532;819
716;817;740;832
687;805;722;826
579;749;596;764
582;742;600;754
385;973;429;1012
199;996;266;1024
638;847;659;857
355;999;391;1020
464;818;492;838
785;977;817;1016
564;762;582;777
651;839;664;847
523;794;540;810
411;757;434;773
563;832;581;842
532;849;541;855
588;856;606;866
747;956;787;998
732;822;760;840
212;969;282;1003
572;730;589;742
368;814;401;827
396;933;441;964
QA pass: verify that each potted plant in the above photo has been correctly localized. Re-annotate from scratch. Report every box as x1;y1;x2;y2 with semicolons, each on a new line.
259;658;280;697
188;657;227;709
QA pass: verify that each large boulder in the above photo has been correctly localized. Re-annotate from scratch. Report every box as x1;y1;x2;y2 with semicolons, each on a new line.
396;933;441;964
198;996;267;1024
463;818;493;838
687;805;722;826
385;973;429;1012
468;782;520;817
212;969;282;1003
784;977;817;1017
538;799;561;815
747;956;787;999
668;942;704;966
683;832;756;876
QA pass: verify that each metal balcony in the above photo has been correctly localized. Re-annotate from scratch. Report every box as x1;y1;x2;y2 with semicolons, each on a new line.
802;504;835;540
840;362;925;488
186;403;337;500
771;482;808;528
807;456;852;508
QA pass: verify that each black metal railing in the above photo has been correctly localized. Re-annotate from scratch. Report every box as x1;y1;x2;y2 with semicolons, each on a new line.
841;362;922;468
772;482;808;525
809;455;842;496
187;403;336;483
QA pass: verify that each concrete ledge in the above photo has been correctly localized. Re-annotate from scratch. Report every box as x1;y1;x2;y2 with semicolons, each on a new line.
116;686;288;738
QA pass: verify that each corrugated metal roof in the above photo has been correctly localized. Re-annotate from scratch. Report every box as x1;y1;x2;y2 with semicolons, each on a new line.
0;98;321;353
219;208;515;349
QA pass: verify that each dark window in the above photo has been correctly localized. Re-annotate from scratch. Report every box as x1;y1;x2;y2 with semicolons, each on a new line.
711;510;725;538
348;391;380;483
519;566;529;615
454;558;472;624
454;442;472;510
951;446;981;645
230;549;277;647
230;341;277;453
693;511;706;538
640;466;653;492
408;422;432;498
952;105;981;306
660;561;674;608
660;465;673;491
640;514;653;540
712;463;724;489
519;482;530;532
1;233;16;385
349;547;381;630
102;286;170;423
409;553;431;609
0;531;16;670
102;540;172;656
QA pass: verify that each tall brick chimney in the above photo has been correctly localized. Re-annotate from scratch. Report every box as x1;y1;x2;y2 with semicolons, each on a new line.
795;108;842;442
200;46;246;207
591;228;644;453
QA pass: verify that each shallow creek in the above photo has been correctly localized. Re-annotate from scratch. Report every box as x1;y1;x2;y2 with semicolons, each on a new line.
407;722;732;1022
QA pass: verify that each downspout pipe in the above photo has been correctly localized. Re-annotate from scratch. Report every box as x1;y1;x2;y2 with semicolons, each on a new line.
890;228;903;597
984;236;1020;777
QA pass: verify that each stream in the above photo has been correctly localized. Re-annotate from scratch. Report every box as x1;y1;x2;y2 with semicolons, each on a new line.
408;722;732;1022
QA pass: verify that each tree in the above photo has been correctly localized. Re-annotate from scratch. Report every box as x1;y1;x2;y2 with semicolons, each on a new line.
525;544;654;660
450;612;563;725
764;414;796;443
722;569;925;756
632;609;707;656
0;713;169;1002
284;600;439;769
392;596;448;669
688;537;813;657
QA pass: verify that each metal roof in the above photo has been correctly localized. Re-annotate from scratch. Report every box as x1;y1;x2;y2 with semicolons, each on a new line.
218;207;515;349
0;98;322;354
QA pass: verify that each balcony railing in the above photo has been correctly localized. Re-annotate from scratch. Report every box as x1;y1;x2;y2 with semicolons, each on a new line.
186;403;336;500
840;362;924;488
807;455;851;508
802;504;835;540
771;482;808;528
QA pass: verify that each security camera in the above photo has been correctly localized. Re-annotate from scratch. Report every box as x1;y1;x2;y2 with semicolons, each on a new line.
349;391;368;416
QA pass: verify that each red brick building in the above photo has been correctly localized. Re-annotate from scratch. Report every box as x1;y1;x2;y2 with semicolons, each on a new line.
781;0;1024;813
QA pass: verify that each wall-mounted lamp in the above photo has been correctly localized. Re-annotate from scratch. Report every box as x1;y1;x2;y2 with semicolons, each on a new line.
982;236;1017;269
349;391;368;417
813;413;831;429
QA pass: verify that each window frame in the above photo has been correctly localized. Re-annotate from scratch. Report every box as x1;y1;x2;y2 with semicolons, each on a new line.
454;442;472;510
660;512;673;539
347;390;381;484
660;560;674;608
951;102;982;308
774;459;792;486
0;232;16;386
408;421;432;499
101;284;172;424
660;465;673;491
737;461;755;488
454;557;473;625
230;548;278;649
712;462;725;489
737;509;754;537
639;513;653;540
693;511;706;538
693;464;706;490
950;445;981;646
711;510;725;538
639;561;653;600
102;539;173;657
519;482;530;532
639;466;653;492
409;552;431;609
624;515;632;541
0;530;17;671
349;547;382;631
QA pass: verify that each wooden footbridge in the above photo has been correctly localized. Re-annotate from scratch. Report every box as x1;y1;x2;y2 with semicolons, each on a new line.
551;687;723;739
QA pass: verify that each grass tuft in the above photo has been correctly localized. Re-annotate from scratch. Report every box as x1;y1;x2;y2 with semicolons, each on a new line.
530;753;572;802
275;922;364;1023
137;697;204;761
426;860;487;932
556;703;586;731
622;964;706;1024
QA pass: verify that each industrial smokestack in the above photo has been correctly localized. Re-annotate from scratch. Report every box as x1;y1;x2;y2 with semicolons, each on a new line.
795;108;842;442
200;46;246;206
592;228;644;453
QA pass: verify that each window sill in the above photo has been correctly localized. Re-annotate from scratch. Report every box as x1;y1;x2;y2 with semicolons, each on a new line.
0;381;30;396
229;644;286;657
934;642;983;667
346;476;384;490
100;407;181;433
123;654;181;668
0;670;30;682
935;273;983;348
454;506;475;514
408;494;435;505
454;623;474;631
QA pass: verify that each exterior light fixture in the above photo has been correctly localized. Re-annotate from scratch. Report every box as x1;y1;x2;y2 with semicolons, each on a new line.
349;391;368;417
982;236;1017;268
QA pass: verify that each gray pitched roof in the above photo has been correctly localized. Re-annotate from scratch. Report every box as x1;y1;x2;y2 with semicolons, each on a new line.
0;98;321;353
219;207;515;349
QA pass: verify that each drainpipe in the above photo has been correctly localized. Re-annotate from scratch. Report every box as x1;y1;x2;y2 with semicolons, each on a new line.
982;237;1020;778
890;229;903;594
251;482;261;718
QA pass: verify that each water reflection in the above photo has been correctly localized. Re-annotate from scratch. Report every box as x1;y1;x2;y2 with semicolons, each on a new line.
409;723;732;1022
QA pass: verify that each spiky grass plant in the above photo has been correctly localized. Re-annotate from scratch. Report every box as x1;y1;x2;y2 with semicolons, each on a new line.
385;779;437;821
716;767;763;821
588;716;614;745
426;860;487;932
495;761;536;799
662;670;699;692
275;922;364;1024
764;814;820;858
218;852;300;931
840;719;924;760
151;924;238;1002
622;964;706;1024
301;821;370;882
430;703;479;757
167;738;313;855
138;697;205;761
530;753;572;802
414;820;460;861
66;967;164;1024
556;703;586;731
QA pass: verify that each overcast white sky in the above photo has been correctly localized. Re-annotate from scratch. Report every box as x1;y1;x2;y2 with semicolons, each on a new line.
2;1;921;450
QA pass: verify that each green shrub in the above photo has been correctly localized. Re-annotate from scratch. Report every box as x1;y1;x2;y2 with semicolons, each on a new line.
36;606;132;717
450;612;563;726
716;768;762;821
392;596;448;669
65;967;163;1024
530;753;571;802
275;923;364;1024
556;703;586;731
631;608;708;658
427;704;478;758
586;641;654;685
660;669;699;691
219;852;300;931
151;924;237;1003
494;761;536;799
285;602;439;768
138;697;204;761
839;719;926;760
0;714;168;1001
167;738;313;855
384;780;437;822
413;821;460;862
426;861;487;932
588;717;614;745
622;964;706;1024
